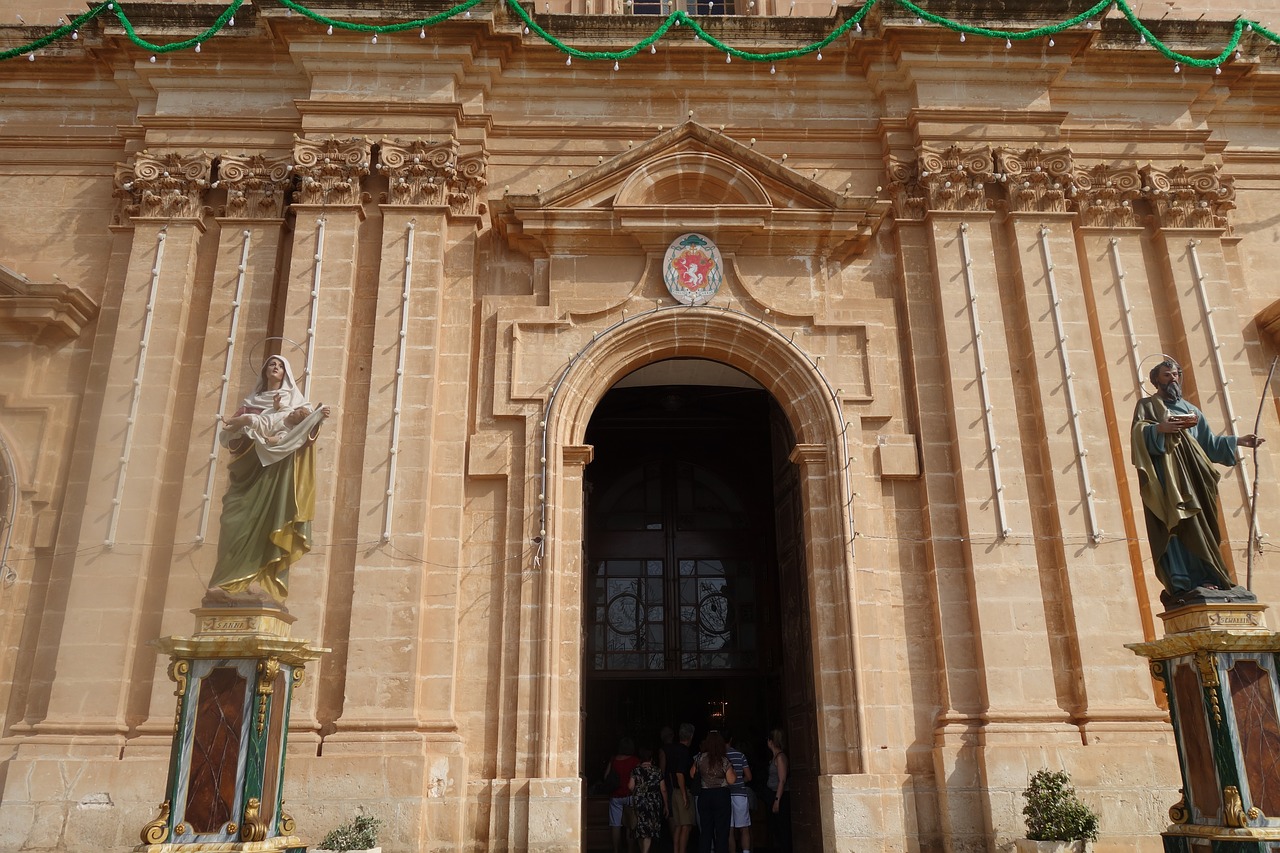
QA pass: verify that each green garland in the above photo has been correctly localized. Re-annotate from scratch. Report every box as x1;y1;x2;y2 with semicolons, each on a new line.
1;0;1277;68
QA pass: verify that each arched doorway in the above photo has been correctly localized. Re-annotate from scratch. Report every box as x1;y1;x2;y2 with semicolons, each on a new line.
579;360;818;850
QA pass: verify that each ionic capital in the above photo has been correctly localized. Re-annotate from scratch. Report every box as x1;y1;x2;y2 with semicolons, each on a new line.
217;154;293;220
1072;163;1142;228
292;136;372;207
114;151;213;222
1140;163;1234;230
378;138;458;207
995;146;1073;214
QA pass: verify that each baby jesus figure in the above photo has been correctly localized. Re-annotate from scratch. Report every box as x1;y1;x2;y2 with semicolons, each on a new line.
222;388;311;446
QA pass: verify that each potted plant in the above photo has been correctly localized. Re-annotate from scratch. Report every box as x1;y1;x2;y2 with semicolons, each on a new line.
1015;769;1100;853
314;812;383;853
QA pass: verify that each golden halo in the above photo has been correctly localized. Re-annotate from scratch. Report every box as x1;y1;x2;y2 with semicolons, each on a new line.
1138;352;1181;391
246;336;306;369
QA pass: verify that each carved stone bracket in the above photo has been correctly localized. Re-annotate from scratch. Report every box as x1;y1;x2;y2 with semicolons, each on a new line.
114;151;213;221
292;136;371;207
1140;163;1235;230
378;138;458;207
218;154;293;219
995;146;1073;213
448;149;489;218
1073;163;1142;228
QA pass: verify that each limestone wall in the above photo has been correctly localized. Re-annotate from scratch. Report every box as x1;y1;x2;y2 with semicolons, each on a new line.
2;1;1280;850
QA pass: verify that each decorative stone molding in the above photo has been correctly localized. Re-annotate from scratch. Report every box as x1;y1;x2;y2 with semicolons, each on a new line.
1072;163;1142;228
292;136;371;207
0;263;97;343
448;149;489;218
885;145;995;219
217;154;293;220
1140;163;1234;230
995;146;1073;213
378;138;458;207
114;151;213;221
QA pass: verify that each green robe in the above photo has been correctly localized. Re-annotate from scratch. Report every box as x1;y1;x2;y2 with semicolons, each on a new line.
209;432;318;602
1131;394;1238;594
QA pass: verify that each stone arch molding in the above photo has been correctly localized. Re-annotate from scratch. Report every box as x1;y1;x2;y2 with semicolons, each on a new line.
614;151;771;207
533;307;866;780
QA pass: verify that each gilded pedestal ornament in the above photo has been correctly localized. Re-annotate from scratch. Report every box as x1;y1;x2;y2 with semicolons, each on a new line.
135;606;327;853
1129;605;1280;851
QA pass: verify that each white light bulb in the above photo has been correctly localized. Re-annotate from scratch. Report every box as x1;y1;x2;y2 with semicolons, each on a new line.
816;51;822;60
371;34;377;43
769;63;775;73
194;42;201;52
327;24;333;35
959;32;965;42
566;55;571;65
614;60;620;70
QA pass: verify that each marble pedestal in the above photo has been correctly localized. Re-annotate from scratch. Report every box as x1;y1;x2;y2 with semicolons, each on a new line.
1128;603;1280;853
134;604;328;853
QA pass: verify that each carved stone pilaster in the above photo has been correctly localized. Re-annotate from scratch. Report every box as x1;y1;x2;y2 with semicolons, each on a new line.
1140;163;1235;230
1072;163;1142;228
292;136;371;207
995;146;1073;213
448;149;489;218
218;154;293;219
114;151;213;222
918;144;996;213
377;138;458;207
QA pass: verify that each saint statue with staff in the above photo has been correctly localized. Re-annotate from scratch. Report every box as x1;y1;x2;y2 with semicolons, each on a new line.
1132;357;1263;608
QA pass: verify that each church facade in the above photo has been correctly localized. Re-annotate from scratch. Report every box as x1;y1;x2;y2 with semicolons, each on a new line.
2;0;1280;850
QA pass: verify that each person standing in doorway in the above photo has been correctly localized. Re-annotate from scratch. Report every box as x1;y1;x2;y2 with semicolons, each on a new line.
690;731;736;853
630;747;669;853
664;723;696;853
725;732;753;853
765;729;792;853
606;738;641;853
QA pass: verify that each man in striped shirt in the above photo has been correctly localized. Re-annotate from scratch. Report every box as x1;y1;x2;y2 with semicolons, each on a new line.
725;731;753;853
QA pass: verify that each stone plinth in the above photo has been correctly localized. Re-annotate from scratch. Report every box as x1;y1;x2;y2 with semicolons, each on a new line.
134;603;328;853
1128;603;1280;853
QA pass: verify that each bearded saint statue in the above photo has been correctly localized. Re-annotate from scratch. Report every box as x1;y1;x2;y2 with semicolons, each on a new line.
1131;357;1263;607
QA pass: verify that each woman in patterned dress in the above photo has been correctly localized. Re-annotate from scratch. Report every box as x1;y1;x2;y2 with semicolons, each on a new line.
629;747;668;853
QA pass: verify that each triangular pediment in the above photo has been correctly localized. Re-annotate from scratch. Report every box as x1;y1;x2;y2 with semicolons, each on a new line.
493;121;889;260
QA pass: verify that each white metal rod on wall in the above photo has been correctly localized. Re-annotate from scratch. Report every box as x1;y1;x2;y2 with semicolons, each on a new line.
197;229;252;543
384;221;414;542
1108;237;1143;391
1187;239;1252;505
959;223;1010;539
106;228;167;547
1040;227;1101;543
303;218;325;399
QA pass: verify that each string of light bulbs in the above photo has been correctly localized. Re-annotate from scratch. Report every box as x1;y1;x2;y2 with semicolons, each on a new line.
1;0;1277;69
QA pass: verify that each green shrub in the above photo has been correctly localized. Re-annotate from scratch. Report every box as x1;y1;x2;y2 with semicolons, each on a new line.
319;813;382;852
1022;769;1100;842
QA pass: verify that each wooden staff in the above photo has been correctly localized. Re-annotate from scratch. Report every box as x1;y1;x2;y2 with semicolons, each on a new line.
1247;356;1279;591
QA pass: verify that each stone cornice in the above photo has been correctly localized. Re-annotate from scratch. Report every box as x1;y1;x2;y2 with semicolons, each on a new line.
0;264;98;344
